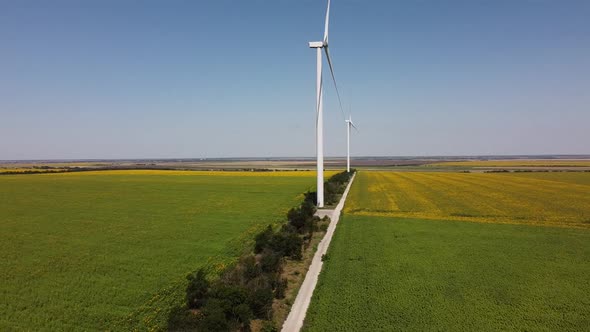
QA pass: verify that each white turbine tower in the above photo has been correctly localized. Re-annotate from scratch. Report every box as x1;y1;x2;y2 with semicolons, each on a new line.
345;115;357;173
309;0;345;208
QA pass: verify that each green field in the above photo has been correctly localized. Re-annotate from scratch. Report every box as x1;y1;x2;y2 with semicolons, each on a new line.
304;171;590;331
0;170;321;330
304;215;590;331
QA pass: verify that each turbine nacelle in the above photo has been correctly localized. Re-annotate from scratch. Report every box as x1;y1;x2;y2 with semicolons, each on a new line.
309;41;324;48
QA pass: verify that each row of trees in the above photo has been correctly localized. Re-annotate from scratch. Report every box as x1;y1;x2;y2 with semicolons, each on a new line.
324;169;355;205
169;170;355;331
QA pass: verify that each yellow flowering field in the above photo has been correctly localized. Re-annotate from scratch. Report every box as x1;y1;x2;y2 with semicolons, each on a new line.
62;169;337;177
346;171;590;228
0;169;337;178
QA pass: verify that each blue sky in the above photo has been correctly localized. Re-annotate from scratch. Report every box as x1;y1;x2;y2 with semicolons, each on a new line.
1;0;588;159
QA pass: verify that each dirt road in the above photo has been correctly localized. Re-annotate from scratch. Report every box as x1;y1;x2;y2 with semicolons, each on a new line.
281;173;356;332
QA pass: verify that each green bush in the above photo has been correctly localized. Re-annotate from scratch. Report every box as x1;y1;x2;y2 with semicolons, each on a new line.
246;285;274;319
287;198;317;235
322;170;354;206
274;278;288;299
260;320;278;332
211;285;249;309
186;268;209;309
232;303;252;329
167;305;201;331
199;299;229;331
240;255;261;280
254;225;273;254
287;207;306;229
269;230;303;260
260;250;282;273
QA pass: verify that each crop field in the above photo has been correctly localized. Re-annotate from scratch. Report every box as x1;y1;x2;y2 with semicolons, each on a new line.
304;215;590;331
504;171;590;186
304;171;590;330
0;170;329;330
430;159;590;167
346;171;590;228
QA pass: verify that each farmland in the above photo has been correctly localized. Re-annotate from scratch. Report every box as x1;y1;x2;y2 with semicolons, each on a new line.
0;170;326;330
304;171;590;330
346;171;590;228
304;215;590;331
505;171;590;186
430;159;590;168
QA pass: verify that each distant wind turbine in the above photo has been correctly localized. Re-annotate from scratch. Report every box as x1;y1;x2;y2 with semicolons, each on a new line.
345;115;357;173
309;0;345;208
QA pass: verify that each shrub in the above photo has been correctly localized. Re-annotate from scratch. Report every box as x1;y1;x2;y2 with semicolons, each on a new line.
167;305;201;331
287;207;306;230
204;285;253;330
241;255;261;280
208;284;248;310
321;170;354;206
268;230;303;260
260;250;282;273
300;200;316;220
254;225;273;254
246;285;274;319
283;231;303;260
287;199;317;234
232;303;253;329
324;182;340;205
199;299;230;331
186;268;209;309
260;320;278;332
274;278;288;299
303;191;316;205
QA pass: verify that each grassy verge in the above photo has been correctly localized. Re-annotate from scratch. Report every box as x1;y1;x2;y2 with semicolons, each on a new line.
271;217;331;327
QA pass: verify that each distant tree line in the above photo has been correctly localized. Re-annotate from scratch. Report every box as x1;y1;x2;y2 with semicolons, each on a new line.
168;170;355;331
483;169;590;173
0;167;316;175
0;167;83;175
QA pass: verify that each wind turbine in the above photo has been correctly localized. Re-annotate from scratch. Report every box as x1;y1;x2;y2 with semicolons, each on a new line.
309;0;345;208
345;115;357;173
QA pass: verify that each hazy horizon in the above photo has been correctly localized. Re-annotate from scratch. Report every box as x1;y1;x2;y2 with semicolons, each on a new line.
3;154;590;163
1;0;588;160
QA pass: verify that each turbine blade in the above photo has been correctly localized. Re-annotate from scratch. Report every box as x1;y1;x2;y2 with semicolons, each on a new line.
323;0;331;44
351;122;359;132
324;46;346;120
316;75;323;128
